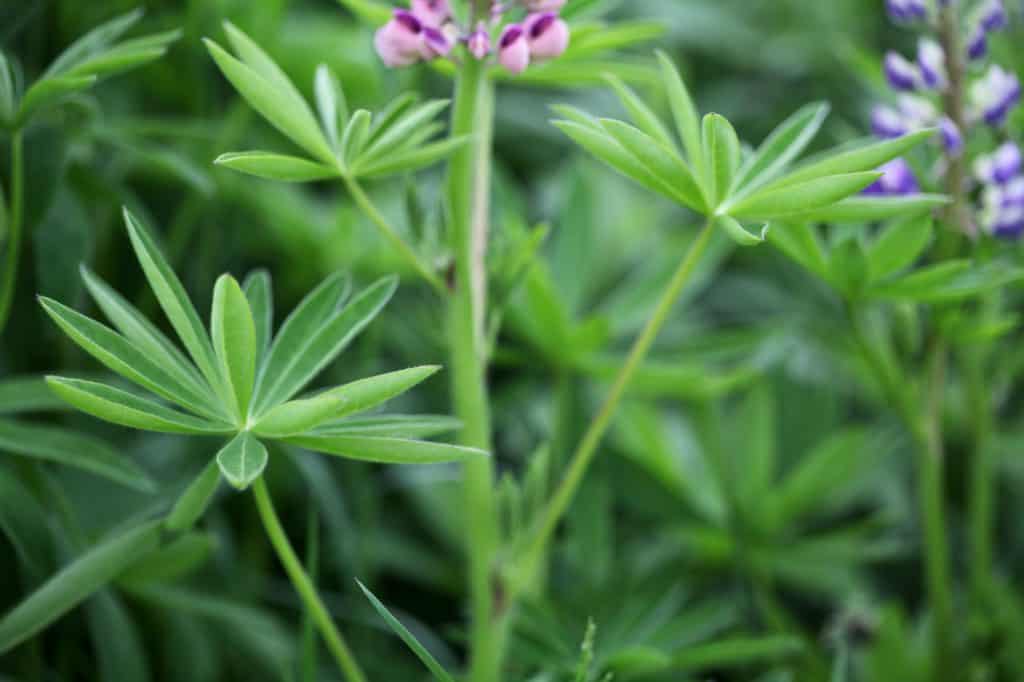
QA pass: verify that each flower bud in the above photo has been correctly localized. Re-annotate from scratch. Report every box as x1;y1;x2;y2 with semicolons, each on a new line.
467;23;492;60
871;105;909;138
967;24;988;61
939;117;963;155
421;25;453;59
917;40;946;90
525;12;570;60
375;10;426;68
980;0;1007;32
972;65;1021;126
410;0;451;26
863;158;920;196
975;142;1022;184
884;52;920;91
499;24;530;74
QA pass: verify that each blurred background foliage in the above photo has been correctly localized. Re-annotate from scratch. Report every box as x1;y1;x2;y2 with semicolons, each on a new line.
2;0;1024;681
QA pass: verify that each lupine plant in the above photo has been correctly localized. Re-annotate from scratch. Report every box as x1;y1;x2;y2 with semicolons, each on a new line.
4;1;1024;681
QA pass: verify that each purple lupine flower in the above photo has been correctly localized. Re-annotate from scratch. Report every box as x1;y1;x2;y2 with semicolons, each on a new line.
975;142;1023;183
525;12;570;60
980;0;1008;32
982;179;1024;237
467;22;491;60
872;105;909;138
898;94;938;128
940;116;963;155
375;10;426;68
972;65;1022;126
863;158;920;196
917;39;947;90
524;0;567;10
421;25;453;58
885;52;920;91
410;0;451;27
886;0;927;22
498;24;530;74
967;24;988;61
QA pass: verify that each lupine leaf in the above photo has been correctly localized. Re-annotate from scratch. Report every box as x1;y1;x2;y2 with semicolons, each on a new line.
341;109;372;169
705;113;740;204
715;214;767;246
214;151;340;182
0;418;155;492
46;377;235;435
62;46;168;80
285;435;486;464
38;296;223;420
787;194;949;223
243;270;274;362
16;75;98;125
222;22;304;108
255;366;440;437
733;102;829;193
354;136;471;178
869;260;1024;302
165;459;222;533
0;52;16;124
314;64;348;150
657;50;702;169
312;415;461;439
42;8;143;78
356;580;457;682
867;216;934;281
727;173;881;220
767;222;829;278
253;276;397;413
356;100;450;167
0;376;68;414
367;93;418;145
119;532;214;587
211;275;257;419
0;520;162;655
252;271;351;414
604;74;674;149
215;432;268;491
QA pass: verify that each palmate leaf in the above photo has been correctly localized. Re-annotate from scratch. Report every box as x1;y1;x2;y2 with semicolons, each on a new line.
733;102;830;194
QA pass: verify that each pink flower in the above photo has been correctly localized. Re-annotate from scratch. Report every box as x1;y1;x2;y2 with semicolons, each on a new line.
525;12;569;60
410;0;451;27
421;25;453;59
524;0;567;10
498;24;530;74
467;22;491;60
375;10;425;67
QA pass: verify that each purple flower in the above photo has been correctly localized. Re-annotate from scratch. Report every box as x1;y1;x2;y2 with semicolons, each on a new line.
885;51;920;91
498;24;530;74
980;0;1008;32
421;25;453;59
375;10;426;68
917;39;946;90
940;116;963;155
982;178;1024;237
872;105;909;138
467;22;491;60
863;158;920;196
525;12;570;60
972;65;1021;126
975;142;1023;184
967;24;989;61
886;0;927;22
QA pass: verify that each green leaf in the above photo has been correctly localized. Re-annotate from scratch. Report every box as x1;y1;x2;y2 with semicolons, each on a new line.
314;64;348;150
216;432;268;491
123;209;225;399
367;93;418;145
354;136;470;178
341;109;372;170
357;100;450;167
62;46;168;80
0;418;155;492
867;216;934;281
80;265;209;401
0;519;162;656
335;0;393;24
285;435;486;464
312;415;461;439
0;52;15;124
242;270;273;362
788;194;949;223
870;260;1024;302
598;118;705;211
733;102;829;193
253;276;397;414
252;271;351;413
222;22;305;110
656;51;702;168
829;237;871;297
715;214;767;246
255;366;440;437
767;222;829;278
211;275;257;420
356;580;457;682
38;296;223;420
0;375;69;414
42;8;143;78
46;377;234;435
165;459;221;533
604;74;674;149
671;636;803;671
727;173;881;220
768;129;935;190
16;75;98;125
119;532;213;587
205;39;336;166
214;151;340;182
704;113;741;204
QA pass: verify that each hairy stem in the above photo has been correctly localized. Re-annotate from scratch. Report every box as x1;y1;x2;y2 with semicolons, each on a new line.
344;175;446;294
446;54;501;682
252;478;367;682
0;129;25;335
519;221;715;584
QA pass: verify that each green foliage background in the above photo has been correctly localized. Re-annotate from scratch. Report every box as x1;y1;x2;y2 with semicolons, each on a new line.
2;0;1024;680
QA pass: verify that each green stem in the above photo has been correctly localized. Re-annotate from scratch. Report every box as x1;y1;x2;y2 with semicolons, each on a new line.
0;129;25;335
446;54;501;682
252;478;367;682
966;345;994;601
344;175;446;295
519;221;715;583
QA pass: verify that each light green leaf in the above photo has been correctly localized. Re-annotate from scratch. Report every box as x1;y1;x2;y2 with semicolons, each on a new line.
46;377;235;435
252;271;351;414
0;418;155;492
604;74;674;149
211;275;257;420
42;8;143;78
704;113;740;204
123;209;225;399
205;39;336;166
254;366;441;437
39;296;223;419
657;50;702;169
314;64;348;149
867;216;934;281
165;459;222;533
312;415;461;439
767;222;829;278
216;432;268;491
869;260;1024;302
222;22;305;108
253;276;397;414
335;0;393;24
727;173;881;220
367;93;418;145
0;519;162;655
715;214;767;246
356;580;457;682
733;102;829;193
356;100;450;166
0;52;16;124
354;136;470;178
787;194;949;223
62;46;168;80
341;109;372;170
243;270;273;362
0;375;69;414
17;75;98;125
285;435;486;464
214;151;340;182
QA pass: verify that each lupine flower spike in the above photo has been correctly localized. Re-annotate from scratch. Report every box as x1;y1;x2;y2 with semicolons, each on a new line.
374;0;570;74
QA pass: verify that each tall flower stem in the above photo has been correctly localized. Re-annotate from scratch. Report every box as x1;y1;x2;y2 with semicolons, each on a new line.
252;478;367;682
0;129;25;335
446;42;501;682
518;221;715;584
966;344;994;601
